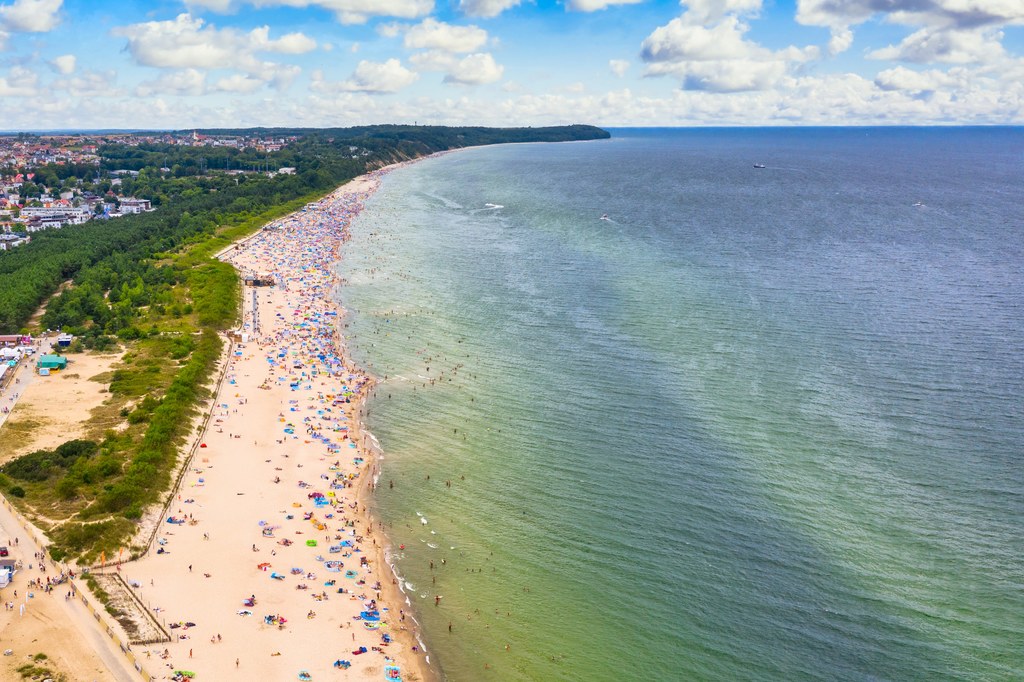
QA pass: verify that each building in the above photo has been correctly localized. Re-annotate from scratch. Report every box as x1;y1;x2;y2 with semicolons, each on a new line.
0;334;32;346
119;198;152;214
0;232;29;250
37;354;68;371
20;204;92;226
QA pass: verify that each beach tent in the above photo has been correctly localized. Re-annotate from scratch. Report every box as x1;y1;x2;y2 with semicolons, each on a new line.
36;354;67;371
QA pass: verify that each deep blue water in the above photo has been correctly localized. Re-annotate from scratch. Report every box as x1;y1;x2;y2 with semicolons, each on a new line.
337;128;1024;681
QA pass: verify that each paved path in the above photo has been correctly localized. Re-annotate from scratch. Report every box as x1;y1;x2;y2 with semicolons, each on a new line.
0;497;140;682
0;341;49;430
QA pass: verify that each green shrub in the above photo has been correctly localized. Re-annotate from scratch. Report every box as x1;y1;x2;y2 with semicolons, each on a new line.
55;478;78;501
3;450;57;482
55;439;99;462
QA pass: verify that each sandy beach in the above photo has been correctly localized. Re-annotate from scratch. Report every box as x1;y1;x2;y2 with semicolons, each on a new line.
112;171;433;681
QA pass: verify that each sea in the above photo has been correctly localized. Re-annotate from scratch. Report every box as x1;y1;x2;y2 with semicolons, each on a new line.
335;128;1024;681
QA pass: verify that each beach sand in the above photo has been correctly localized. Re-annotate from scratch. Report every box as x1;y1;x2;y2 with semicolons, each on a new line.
0;348;124;463
118;172;435;681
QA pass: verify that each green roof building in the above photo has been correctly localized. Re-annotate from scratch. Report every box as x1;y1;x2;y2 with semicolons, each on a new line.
36;354;68;370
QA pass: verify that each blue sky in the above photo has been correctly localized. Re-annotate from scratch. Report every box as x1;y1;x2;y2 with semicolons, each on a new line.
0;0;1021;129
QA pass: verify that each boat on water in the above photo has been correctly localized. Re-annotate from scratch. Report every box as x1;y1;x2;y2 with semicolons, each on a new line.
753;163;766;169
600;213;610;221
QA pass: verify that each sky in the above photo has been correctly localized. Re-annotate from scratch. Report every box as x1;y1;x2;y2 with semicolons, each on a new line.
0;0;1021;129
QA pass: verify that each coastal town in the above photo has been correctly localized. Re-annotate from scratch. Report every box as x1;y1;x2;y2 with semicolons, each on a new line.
0;130;300;250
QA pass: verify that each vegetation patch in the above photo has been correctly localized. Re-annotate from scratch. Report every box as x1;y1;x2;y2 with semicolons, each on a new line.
14;652;68;682
1;439;98;483
0;418;46;458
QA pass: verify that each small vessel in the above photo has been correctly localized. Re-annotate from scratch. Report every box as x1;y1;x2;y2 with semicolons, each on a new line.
600;213;610;221
753;163;766;169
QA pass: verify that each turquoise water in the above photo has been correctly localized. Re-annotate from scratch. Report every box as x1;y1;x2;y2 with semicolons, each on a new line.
337;129;1024;681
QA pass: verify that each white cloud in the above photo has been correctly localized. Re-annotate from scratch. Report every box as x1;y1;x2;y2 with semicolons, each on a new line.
50;53;76;75
797;0;1024;57
566;0;642;11
404;18;488;53
874;65;959;93
0;0;62;33
646;56;787;92
213;73;267;93
409;49;458;71
869;28;1006;64
641;10;818;92
642;16;764;63
184;0;236;10
52;69;118;97
377;22;403;38
797;0;1024;32
0;0;1020;128
443;52;503;85
681;0;762;24
262;63;302;90
795;0;872;31
2;63;1022;129
0;65;37;96
828;27;853;55
459;0;520;18
113;14;316;72
135;68;207;97
317;58;419;93
250;25;317;54
186;0;435;25
114;14;232;69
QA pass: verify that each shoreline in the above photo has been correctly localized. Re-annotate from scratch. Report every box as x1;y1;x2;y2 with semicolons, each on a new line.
114;165;439;682
328;166;445;681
